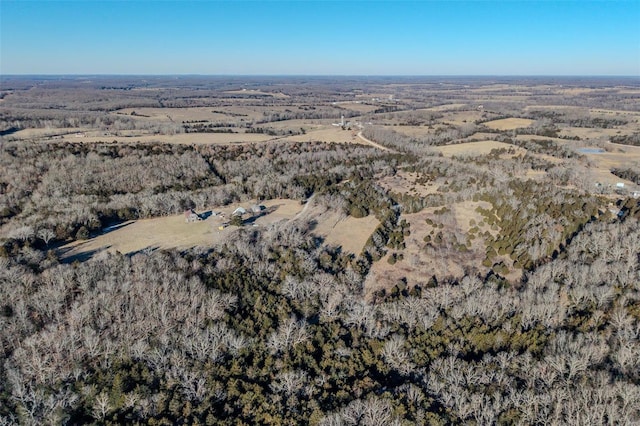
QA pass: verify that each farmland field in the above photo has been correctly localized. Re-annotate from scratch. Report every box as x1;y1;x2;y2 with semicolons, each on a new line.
483;117;534;130
435;140;526;157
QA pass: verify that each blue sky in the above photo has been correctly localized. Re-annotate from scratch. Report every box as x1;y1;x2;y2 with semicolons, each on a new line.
1;1;639;75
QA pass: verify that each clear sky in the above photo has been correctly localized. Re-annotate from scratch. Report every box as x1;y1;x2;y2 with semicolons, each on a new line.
1;0;639;75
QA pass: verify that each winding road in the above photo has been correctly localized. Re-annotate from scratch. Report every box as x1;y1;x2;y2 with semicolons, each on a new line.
357;131;392;152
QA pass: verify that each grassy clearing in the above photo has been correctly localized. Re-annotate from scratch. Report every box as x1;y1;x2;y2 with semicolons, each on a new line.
58;199;380;261
435;140;525;157
312;210;380;255
364;201;496;299
58;199;304;259
378;171;441;197
484;117;534;130
57;132;275;145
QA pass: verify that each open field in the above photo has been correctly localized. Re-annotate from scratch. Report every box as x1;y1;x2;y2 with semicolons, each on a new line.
389;125;437;139
379;171;441;197
483;117;534;130
57;199;304;260
115;107;259;122
364;200;497;299
558;126;627;140
332;102;380;113
424;103;468;111
440;110;484;125
58;198;381;261
579;142;640;186
224;89;290;98
312;210;380;255
57;132;276;145
435;140;526;157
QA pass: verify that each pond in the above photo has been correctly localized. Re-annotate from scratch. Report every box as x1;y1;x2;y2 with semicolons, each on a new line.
578;148;605;154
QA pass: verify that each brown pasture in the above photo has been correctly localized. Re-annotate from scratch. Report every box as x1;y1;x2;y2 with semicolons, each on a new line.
435;140;526;158
483;118;534;130
364;201;497;299
58;199;380;261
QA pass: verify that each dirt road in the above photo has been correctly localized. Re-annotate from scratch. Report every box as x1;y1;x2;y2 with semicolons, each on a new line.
357;131;391;151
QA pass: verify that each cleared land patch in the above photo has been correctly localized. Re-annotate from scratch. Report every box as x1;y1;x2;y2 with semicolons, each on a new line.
580;143;640;188
559;126;627;140
483;118;534;130
58;199;304;260
58;199;380;261
379;171;440;197
58;132;275;145
223;89;289;98
312;211;380;255
436;140;525;158
424;103;468;112
281;126;359;145
364;201;494;299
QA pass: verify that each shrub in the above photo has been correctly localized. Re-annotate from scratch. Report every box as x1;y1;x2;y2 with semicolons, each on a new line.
75;226;90;240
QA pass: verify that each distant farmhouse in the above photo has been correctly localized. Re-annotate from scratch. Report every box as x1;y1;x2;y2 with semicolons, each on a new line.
184;209;202;223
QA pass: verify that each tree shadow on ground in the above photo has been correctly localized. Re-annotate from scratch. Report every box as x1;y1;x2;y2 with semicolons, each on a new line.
58;246;111;263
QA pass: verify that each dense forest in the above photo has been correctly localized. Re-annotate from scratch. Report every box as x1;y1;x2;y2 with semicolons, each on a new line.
1;76;639;424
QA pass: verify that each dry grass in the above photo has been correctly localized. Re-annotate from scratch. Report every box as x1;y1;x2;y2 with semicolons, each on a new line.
424;103;468;111
58;199;304;259
435;140;525;157
483;118;534;130
6;128;88;141
333;102;380;113
364;201;495;299
559;126;626;140
312;211;380;255
389;126;436;139
378;171;440;197
223;89;289;98
441;110;483;126
280;126;359;145
58;132;274;145
58;199;380;261
581;143;640;187
115;107;236;122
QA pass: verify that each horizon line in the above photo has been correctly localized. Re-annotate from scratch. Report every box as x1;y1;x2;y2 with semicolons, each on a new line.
2;73;639;79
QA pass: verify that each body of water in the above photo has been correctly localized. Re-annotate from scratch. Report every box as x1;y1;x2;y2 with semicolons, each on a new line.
578;148;605;154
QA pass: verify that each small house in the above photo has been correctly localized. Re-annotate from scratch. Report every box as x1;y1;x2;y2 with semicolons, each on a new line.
184;209;202;223
251;204;266;214
232;207;247;216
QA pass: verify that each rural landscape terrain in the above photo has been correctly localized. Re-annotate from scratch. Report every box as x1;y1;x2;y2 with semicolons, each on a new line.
1;75;639;424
